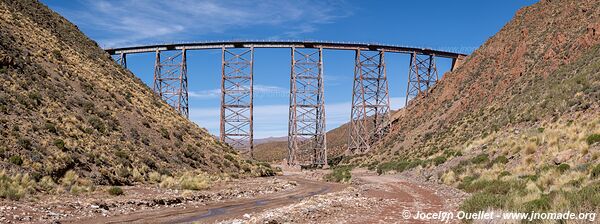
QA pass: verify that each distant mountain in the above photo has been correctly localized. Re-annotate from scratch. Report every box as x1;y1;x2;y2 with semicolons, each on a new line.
254;122;350;162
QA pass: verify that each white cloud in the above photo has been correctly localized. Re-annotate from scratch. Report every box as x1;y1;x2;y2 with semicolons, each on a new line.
56;0;352;47
189;97;406;138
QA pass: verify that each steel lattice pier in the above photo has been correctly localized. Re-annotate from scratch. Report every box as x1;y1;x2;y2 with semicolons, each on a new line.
153;49;189;117
348;50;391;154
288;47;327;166
107;40;467;165
220;47;254;155
406;53;439;105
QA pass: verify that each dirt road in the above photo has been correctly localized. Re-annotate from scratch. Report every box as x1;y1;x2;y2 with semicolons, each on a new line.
219;171;466;223
61;171;464;224
71;176;343;224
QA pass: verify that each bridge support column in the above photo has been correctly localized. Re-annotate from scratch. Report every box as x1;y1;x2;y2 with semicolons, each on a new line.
152;49;189;118
220;47;254;156
348;50;391;154
405;53;438;105
112;52;127;68
288;47;327;166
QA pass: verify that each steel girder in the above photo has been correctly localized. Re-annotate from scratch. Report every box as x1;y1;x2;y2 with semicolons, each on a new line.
153;49;189;117
288;47;327;166
405;53;438;105
112;52;127;68
348;50;391;154
220;47;254;155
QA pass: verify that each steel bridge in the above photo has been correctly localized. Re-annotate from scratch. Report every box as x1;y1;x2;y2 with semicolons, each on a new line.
106;40;466;166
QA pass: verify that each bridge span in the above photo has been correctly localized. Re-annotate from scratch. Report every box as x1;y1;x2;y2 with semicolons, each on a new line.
105;40;467;166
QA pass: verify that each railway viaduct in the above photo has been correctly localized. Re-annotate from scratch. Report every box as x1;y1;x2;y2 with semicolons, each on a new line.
105;40;466;166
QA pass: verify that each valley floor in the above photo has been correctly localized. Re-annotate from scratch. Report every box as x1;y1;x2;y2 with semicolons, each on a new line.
0;170;465;224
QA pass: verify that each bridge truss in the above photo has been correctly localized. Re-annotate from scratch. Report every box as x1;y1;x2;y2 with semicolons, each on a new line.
106;41;466;166
220;47;254;154
153;49;189;117
288;47;327;166
349;50;391;154
406;52;439;105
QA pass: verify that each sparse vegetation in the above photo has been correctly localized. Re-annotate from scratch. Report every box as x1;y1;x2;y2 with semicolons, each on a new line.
433;156;447;166
470;154;489;164
376;160;422;175
107;186;124;196
53;139;66;151
0;170;34;200
586;134;600;145
324;166;353;182
159;172;212;190
9;155;23;165
591;164;600;179
557;163;570;173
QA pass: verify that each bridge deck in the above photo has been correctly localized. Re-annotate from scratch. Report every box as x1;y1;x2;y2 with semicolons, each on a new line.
105;40;466;59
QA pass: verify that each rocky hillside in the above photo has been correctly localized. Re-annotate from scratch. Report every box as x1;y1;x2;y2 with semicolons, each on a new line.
0;0;262;185
354;0;600;214
359;0;600;163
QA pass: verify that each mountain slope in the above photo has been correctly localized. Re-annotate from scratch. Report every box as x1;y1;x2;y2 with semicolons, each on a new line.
351;0;600;214
0;0;258;185
359;0;600;163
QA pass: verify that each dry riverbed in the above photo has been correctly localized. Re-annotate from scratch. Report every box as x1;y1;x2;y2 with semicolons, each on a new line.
0;177;296;223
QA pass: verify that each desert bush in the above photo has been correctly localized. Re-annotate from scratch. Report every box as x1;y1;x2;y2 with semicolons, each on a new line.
17;138;31;150
160;128;170;139
44;122;57;134
59;170;93;194
160;172;212;190
461;179;525;195
460;192;508;213
557;163;571;173
492;155;509;165
586;134;600;145
53;139;66;151
563;182;600;210
0;170;35;200
255;163;275;177
591;164;600;179
324;166;352;182
520;194;552;212
224;154;235;161
88;116;105;133
107;186;124;196
148;171;162;183
471;154;489;164
9;155;23;165
499;171;511;178
37;176;56;192
376;160;421;175
433;156;447;166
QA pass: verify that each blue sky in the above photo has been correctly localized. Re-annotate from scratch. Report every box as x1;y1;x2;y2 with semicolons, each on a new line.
43;0;536;138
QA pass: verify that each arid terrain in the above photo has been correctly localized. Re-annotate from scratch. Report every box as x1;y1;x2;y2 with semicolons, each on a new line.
2;0;600;223
0;169;467;224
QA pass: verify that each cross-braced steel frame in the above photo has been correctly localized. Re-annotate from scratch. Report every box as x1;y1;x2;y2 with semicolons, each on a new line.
220;47;254;155
153;49;189;117
288;47;327;166
406;52;438;105
112;53;127;68
348;50;391;154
